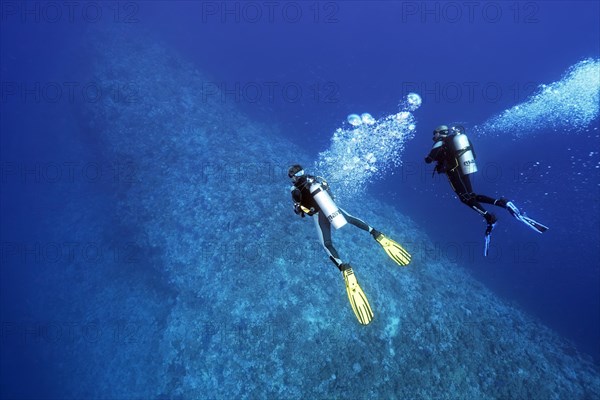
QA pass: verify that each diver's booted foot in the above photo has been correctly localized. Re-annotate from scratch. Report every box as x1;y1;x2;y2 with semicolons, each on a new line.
338;262;352;272
484;212;497;226
370;229;383;240
494;197;508;208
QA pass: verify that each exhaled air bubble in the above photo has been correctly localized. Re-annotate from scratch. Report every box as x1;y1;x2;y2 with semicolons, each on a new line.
475;58;600;137
347;114;362;127
315;93;422;201
361;113;375;125
405;92;422;111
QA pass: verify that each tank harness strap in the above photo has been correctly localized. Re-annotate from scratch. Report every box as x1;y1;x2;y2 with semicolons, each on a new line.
455;145;473;158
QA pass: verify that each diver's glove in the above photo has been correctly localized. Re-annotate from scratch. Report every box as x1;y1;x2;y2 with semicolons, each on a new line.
294;203;315;217
293;203;305;217
425;156;433;164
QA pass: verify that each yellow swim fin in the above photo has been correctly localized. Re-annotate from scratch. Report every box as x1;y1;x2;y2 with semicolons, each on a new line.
372;231;411;266
342;266;374;325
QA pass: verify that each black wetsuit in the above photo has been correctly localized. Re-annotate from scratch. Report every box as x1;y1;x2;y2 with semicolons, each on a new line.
290;175;371;267
425;135;505;225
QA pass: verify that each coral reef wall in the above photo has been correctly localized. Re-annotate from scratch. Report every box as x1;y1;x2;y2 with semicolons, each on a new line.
67;28;600;399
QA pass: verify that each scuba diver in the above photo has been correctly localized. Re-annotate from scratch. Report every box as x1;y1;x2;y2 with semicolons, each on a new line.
424;125;548;256
287;164;411;325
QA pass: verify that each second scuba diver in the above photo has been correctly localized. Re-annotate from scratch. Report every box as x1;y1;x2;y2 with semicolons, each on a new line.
424;125;548;256
287;164;411;325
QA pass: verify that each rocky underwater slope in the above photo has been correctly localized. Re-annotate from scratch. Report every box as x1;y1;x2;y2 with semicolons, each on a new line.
65;28;600;399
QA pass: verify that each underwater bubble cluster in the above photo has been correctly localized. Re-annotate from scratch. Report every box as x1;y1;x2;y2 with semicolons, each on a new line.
315;93;421;202
403;92;423;111
474;59;600;137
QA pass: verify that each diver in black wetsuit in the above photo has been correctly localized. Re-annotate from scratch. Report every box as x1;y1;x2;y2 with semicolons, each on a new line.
425;125;504;231
424;125;548;255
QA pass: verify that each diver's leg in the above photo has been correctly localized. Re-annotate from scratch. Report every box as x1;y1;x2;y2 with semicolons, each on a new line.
339;208;388;242
448;171;496;225
475;194;509;208
314;212;343;268
474;194;524;219
339;208;372;232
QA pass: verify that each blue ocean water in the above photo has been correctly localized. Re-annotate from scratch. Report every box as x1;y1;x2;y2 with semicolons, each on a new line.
1;1;599;399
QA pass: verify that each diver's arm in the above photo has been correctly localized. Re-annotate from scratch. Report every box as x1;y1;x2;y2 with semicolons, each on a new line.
425;141;444;163
293;203;305;217
291;186;302;203
290;186;304;217
290;186;315;217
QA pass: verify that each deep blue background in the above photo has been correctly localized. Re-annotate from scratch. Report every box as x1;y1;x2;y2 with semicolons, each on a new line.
1;1;599;397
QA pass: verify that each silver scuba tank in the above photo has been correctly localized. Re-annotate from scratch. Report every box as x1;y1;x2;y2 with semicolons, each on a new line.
451;129;478;175
309;181;347;229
